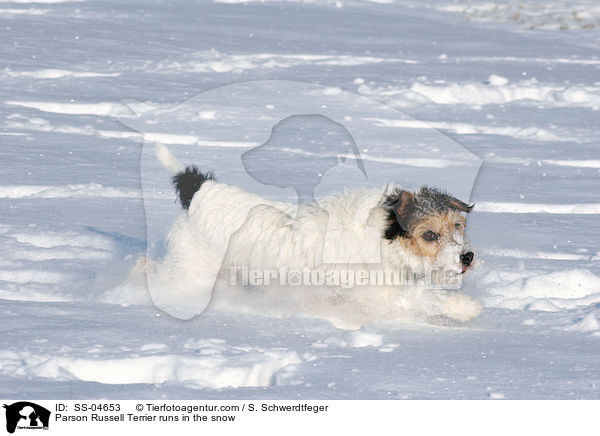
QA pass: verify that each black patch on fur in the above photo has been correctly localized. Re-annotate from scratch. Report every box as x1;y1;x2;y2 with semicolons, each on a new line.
172;166;215;209
382;189;414;241
383;208;408;241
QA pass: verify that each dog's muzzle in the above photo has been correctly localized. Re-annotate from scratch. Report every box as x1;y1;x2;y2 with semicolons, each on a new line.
460;251;474;273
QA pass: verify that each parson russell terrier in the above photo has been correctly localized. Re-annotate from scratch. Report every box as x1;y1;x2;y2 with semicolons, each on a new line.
134;144;482;328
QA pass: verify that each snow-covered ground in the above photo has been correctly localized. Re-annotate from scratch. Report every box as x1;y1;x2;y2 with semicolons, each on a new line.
1;0;599;399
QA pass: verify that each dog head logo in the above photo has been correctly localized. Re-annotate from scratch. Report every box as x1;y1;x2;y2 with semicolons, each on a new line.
241;114;367;208
3;402;50;434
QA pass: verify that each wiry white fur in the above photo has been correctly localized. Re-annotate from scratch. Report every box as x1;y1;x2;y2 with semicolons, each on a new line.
139;148;482;328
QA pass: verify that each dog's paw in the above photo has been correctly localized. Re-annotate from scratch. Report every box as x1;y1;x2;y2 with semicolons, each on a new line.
441;294;482;322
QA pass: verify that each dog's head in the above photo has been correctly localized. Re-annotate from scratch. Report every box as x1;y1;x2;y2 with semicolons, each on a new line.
382;186;475;274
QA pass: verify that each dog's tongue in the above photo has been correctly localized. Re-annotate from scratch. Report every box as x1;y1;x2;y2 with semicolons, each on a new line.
461;265;468;273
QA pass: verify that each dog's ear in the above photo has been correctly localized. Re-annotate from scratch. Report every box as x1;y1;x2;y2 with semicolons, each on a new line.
396;191;416;220
382;189;416;240
390;190;416;231
446;196;474;213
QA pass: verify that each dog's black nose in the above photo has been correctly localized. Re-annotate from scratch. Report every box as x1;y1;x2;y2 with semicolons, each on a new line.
461;251;474;267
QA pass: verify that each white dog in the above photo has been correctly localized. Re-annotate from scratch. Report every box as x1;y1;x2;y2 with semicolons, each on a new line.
136;144;482;328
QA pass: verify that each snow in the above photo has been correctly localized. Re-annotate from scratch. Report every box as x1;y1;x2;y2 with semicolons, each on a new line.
474;201;600;214
1;343;303;389
1;0;599;399
430;0;600;30
346;331;384;348
5;100;134;116
4;69;120;79
0;183;147;199
0;8;48;15
153;49;416;74
564;313;599;333
488;74;509;86
367;117;573;141
409;80;600;106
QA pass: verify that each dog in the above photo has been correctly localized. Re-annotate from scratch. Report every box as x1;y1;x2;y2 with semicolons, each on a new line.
141;144;482;328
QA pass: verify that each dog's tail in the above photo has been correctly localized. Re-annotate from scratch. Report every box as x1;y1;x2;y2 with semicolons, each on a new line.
156;142;185;176
156;143;215;210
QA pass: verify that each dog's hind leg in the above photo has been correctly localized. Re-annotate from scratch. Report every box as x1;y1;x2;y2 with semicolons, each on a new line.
102;256;156;306
147;254;221;319
146;223;224;319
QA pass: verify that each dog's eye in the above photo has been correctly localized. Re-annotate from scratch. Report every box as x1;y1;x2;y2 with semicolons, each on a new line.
454;222;463;229
422;231;439;242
